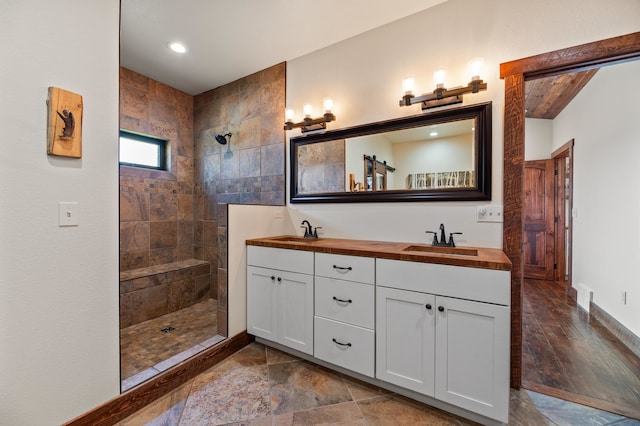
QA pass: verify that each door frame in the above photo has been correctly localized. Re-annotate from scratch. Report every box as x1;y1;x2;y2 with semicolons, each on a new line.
551;140;574;288
500;31;640;388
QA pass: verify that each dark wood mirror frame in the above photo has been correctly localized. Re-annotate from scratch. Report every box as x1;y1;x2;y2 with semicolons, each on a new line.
289;102;492;203
500;31;640;389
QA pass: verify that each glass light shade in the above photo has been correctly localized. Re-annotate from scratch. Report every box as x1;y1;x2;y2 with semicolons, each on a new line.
323;98;334;114
468;58;484;81
285;107;295;122
402;77;415;95
303;104;313;118
434;69;446;88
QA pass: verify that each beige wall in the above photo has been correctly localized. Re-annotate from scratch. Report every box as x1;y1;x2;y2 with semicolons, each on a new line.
0;1;120;424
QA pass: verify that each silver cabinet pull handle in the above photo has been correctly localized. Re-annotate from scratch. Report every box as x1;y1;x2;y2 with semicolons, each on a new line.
332;338;352;348
333;296;353;304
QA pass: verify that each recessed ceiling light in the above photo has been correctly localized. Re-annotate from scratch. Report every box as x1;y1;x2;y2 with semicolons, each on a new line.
430;132;438;137
168;42;187;53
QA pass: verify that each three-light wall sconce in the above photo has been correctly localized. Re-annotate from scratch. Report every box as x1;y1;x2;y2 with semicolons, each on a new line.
284;99;336;133
400;59;488;110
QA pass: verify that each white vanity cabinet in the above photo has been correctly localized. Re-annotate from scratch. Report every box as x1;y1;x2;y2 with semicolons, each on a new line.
247;246;314;355
313;253;375;377
376;259;511;423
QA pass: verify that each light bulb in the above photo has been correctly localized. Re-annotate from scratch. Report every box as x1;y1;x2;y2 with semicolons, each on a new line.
285;107;295;122
402;77;415;95
434;69;446;88
469;58;484;81
303;104;313;118
323;98;334;114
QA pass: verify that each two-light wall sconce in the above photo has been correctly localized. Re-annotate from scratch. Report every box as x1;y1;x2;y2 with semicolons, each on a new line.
284;99;336;133
400;59;488;110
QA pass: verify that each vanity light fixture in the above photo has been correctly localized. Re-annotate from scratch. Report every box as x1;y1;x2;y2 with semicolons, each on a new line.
400;59;488;110
284;99;336;133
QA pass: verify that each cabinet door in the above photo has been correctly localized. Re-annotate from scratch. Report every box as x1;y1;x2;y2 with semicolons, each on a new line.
247;266;278;341
278;270;314;355
376;286;435;396
435;296;510;423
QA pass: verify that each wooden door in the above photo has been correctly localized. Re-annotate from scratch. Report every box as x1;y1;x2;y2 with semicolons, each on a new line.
524;159;555;279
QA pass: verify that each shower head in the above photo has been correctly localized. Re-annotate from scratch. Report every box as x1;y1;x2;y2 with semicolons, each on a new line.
215;133;232;145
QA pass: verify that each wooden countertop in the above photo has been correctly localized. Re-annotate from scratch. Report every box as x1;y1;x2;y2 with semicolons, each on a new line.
247;235;511;271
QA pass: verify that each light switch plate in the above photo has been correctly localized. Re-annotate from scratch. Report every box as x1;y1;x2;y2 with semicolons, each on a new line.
59;202;79;226
477;205;503;223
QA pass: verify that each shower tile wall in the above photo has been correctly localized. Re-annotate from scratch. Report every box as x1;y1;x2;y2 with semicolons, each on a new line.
119;68;198;273
193;62;286;335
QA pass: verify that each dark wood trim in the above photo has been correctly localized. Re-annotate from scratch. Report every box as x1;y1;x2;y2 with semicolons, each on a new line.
503;73;525;389
290;102;492;203
500;32;640;79
500;33;640;390
63;332;253;426
524;382;640;420
551;139;574;159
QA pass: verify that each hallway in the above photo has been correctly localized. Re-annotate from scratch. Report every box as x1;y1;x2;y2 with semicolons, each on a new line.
522;279;640;419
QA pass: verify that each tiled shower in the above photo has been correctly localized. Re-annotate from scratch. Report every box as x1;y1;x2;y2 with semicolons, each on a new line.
118;62;286;386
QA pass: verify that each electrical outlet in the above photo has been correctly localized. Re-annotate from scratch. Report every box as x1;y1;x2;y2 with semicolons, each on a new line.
273;210;283;219
477;205;503;223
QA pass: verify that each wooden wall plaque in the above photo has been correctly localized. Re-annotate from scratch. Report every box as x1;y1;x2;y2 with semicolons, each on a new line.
47;87;83;158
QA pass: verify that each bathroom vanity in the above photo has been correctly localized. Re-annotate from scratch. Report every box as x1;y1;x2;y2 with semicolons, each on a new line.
246;235;511;424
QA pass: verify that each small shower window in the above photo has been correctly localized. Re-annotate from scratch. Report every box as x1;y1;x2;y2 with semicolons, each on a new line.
119;130;168;170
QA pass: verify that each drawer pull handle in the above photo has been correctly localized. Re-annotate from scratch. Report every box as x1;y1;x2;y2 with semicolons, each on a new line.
425;304;432;310
270;276;275;280
438;306;445;312
333;296;353;304
332;338;352;348
332;265;352;271
277;277;282;282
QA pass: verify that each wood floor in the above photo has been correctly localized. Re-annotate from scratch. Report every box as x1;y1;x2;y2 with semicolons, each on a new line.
522;278;640;420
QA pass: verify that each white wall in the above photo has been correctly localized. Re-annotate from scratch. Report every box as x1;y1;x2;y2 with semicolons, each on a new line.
285;0;640;249
0;1;120;424
525;118;553;160
552;60;640;337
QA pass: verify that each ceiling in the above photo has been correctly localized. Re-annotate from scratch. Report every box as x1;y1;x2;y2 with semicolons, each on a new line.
120;0;448;95
524;69;599;119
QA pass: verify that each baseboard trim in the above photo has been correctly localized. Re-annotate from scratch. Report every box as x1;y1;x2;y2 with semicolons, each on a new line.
63;331;253;426
590;302;640;361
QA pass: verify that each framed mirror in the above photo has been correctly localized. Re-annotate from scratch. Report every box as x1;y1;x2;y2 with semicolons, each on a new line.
290;102;492;203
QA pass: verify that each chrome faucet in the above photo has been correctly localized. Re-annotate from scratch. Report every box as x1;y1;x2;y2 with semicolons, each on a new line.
426;223;462;247
301;220;321;238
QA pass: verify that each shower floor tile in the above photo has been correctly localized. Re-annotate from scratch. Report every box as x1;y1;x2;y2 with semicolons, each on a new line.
120;298;218;381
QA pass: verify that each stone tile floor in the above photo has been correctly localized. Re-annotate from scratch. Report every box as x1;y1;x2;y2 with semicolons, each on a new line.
121;299;220;391
117;342;640;425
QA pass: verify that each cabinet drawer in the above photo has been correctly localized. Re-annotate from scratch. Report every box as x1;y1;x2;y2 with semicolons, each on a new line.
315;253;374;284
314;316;374;378
376;259;510;306
247;245;314;275
315;277;374;329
